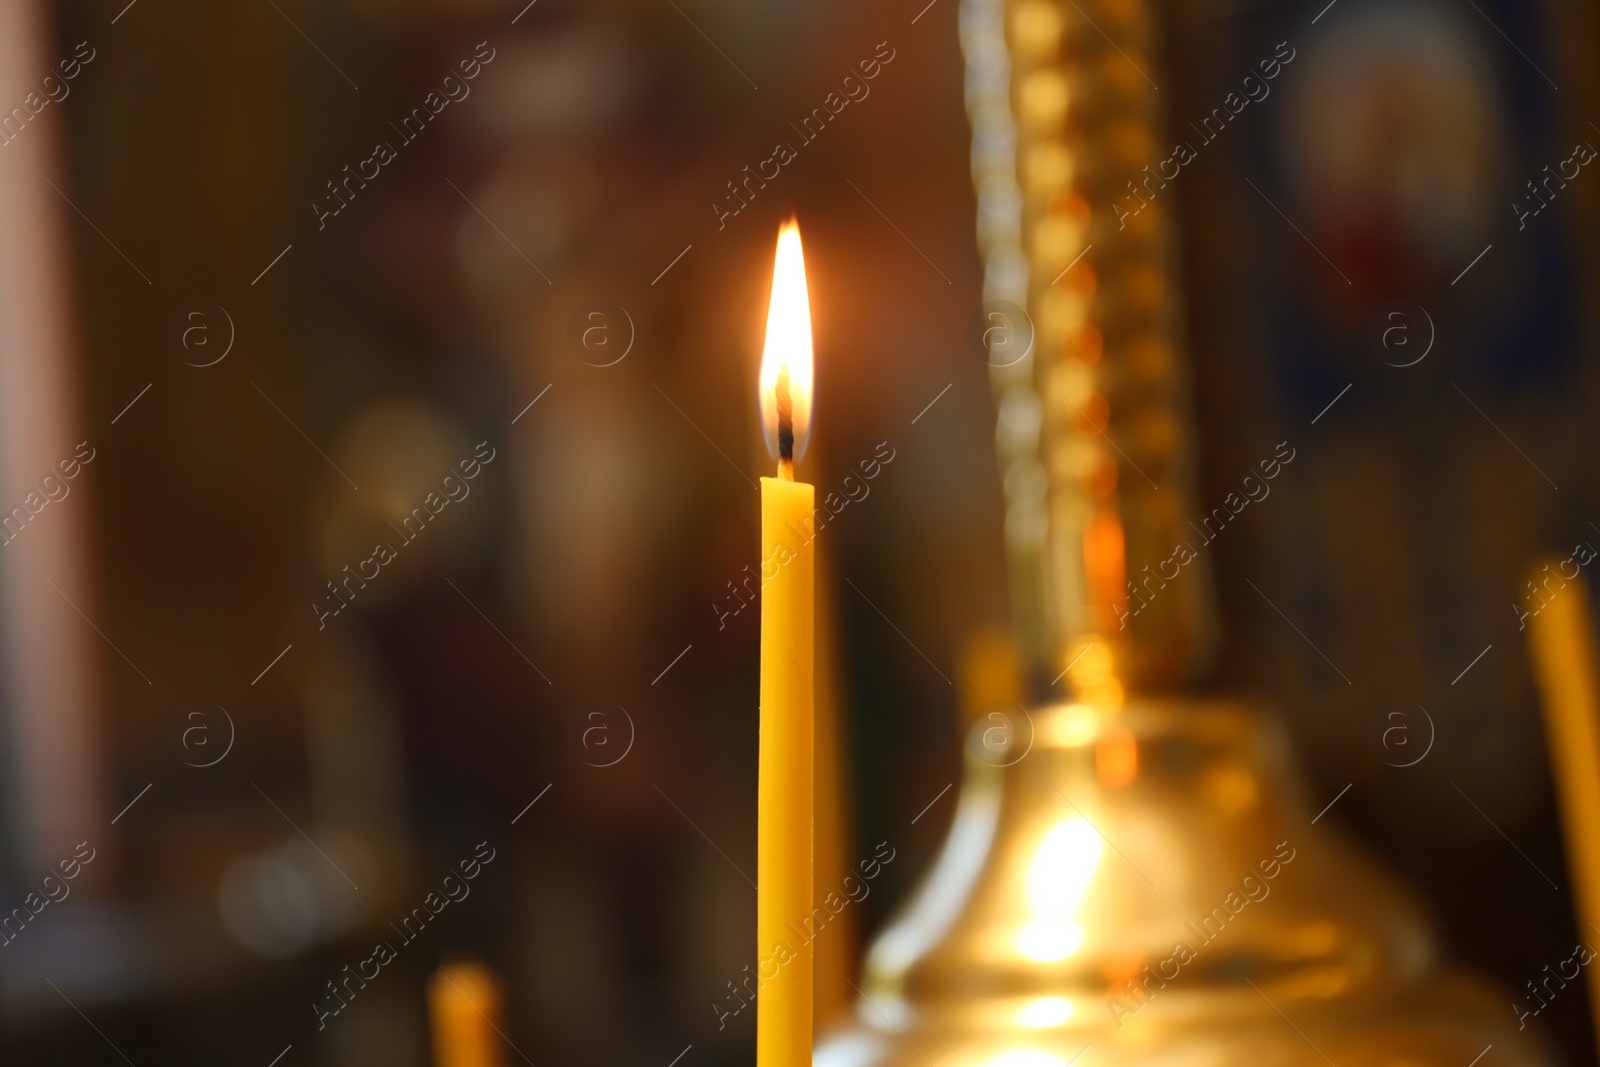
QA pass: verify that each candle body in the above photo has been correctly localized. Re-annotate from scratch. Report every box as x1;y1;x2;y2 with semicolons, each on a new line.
428;962;507;1067
1527;565;1600;1053
759;475;815;1067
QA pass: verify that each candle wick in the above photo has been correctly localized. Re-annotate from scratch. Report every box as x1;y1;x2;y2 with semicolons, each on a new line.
775;365;795;468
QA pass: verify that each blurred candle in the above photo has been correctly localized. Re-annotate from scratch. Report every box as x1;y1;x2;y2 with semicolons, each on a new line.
428;961;507;1067
1526;557;1600;1058
758;220;815;1067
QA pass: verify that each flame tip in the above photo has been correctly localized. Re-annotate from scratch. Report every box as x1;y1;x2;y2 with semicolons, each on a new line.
759;217;814;465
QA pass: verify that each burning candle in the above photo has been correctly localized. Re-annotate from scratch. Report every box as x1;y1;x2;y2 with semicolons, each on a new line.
757;219;815;1067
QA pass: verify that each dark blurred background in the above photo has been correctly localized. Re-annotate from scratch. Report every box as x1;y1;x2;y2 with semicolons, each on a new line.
0;0;1596;1063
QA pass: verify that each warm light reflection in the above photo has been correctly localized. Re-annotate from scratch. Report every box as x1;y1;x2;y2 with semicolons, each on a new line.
759;219;814;463
1063;633;1124;713
1095;727;1138;789
1052;705;1099;748
1083;511;1125;632
983;1050;1068;1067
1016;816;1101;962
1018;921;1082;962
1017;995;1073;1028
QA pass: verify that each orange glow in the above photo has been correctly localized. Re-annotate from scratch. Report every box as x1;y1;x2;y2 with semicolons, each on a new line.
1084;510;1126;629
1067;325;1103;365
1084;449;1120;500
1096;727;1139;788
1082;393;1110;433
759;220;814;465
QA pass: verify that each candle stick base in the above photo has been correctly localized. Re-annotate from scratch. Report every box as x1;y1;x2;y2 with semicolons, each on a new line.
817;699;1555;1066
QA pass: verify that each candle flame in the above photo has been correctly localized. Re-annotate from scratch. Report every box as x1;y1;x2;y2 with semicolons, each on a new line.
760;219;814;466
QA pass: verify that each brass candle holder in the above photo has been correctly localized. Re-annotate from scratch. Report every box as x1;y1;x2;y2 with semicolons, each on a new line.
816;699;1551;1065
815;0;1557;1062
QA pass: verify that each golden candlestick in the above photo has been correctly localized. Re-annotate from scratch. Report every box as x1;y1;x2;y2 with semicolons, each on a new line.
816;0;1557;1063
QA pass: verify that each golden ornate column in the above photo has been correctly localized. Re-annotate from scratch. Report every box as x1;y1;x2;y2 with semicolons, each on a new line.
814;0;1560;1063
974;0;1213;701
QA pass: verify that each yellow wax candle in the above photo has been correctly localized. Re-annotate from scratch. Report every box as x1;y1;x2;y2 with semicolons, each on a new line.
1526;555;1600;1056
427;961;507;1067
757;219;815;1067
